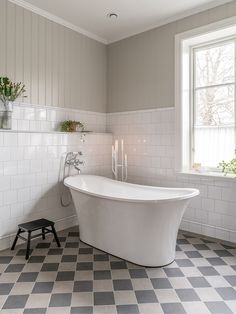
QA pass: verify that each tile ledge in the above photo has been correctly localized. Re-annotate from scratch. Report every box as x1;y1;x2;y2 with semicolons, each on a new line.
0;130;112;135
177;170;236;181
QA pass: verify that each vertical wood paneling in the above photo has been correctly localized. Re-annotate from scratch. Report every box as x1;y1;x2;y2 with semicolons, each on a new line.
58;25;65;107
45;19;52;106
52;23;59;107
0;0;7;76
23;9;31;103
38;16;46;105
15;5;24;84
31;13;38;104
6;1;15;80
0;0;107;112
64;29;71;108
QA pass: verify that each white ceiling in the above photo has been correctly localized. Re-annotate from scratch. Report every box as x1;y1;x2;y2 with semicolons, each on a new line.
11;0;233;44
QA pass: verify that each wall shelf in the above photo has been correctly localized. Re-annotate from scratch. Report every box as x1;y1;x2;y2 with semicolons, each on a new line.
0;130;112;135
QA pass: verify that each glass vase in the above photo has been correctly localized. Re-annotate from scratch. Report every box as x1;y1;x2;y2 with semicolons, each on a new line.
0;101;13;130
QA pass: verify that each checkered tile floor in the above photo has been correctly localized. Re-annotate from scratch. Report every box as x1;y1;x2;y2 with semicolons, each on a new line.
0;227;236;313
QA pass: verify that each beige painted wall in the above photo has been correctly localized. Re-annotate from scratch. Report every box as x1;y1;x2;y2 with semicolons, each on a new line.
107;1;236;112
0;0;107;112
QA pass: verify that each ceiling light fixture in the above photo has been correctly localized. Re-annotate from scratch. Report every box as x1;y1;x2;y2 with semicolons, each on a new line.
107;13;118;19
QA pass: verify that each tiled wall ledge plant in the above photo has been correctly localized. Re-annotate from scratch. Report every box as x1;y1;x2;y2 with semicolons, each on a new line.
107;108;236;243
10;102;107;133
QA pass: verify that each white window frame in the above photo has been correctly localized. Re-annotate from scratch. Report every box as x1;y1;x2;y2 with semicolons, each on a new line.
175;16;236;174
191;38;236;170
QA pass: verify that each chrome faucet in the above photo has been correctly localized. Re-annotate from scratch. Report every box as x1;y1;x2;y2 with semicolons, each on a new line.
65;151;84;173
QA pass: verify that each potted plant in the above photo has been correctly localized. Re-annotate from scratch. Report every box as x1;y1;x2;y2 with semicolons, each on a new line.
61;120;84;132
0;77;26;129
218;158;236;176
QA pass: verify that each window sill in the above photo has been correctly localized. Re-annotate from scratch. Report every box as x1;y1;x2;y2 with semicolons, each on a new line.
177;170;236;181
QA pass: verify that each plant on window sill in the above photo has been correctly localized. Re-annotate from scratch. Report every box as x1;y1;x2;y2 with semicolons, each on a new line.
218;158;236;176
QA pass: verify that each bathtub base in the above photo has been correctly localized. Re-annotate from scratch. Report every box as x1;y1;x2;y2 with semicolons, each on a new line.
80;238;175;268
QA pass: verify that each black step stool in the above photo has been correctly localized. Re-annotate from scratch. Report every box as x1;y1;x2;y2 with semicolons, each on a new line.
11;218;61;260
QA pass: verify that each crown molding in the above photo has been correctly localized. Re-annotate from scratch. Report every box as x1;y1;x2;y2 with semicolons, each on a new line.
8;0;108;44
108;0;233;44
8;0;233;45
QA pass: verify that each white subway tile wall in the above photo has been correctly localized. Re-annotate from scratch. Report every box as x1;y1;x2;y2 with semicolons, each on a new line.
107;108;236;243
11;102;107;133
0;108;112;249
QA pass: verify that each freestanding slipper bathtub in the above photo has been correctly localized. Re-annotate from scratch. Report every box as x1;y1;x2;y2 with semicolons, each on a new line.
64;175;199;267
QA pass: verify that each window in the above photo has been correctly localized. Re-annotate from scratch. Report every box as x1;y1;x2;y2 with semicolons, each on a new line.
191;40;235;169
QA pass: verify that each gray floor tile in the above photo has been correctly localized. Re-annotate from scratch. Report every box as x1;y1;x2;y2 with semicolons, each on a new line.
73;280;93;292
224;275;236;286
5;264;25;273
32;282;54;294
129;269;148;279
94;254;109;261
135;290;158;303
0;256;13;264
94;270;111;280
113;279;133;291
61;255;77;263
36;243;50;249
187;276;211;288
193;244;210;250
207;257;227;266
28;256;45;264
111;261;127;269
18;272;39;282
117;304;140;314
185;251;202;258
205;301;233;313
41;263;59;272
23;308;47;314
48;249;63;255
79;248;93;254
49;293;72;307
65;242;79;248
94;291;115;305
176;259;194;267
161;302;186;314
77;262;93;271
177;239;190;245
3;294;29;309
164;268;184;277
68;232;79;237
216;287;236;300
151;278;172;289
71;306;93;314
198;266;220;276
0;283;14;295
56;271;75;281
214;250;233;257
176;288;201;301
17;249;33;256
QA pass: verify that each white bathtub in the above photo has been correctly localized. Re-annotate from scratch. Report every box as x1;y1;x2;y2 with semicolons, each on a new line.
64;175;199;267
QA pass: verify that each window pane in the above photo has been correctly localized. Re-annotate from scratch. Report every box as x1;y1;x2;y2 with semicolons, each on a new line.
194;85;235;167
193;125;235;167
195;42;234;88
195;85;234;126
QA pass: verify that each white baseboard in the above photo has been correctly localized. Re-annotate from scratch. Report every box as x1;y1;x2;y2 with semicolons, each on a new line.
180;219;236;243
0;215;78;251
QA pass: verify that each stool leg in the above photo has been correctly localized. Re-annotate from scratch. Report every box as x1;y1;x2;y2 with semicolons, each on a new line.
11;228;21;250
42;227;45;240
51;225;61;247
26;231;31;260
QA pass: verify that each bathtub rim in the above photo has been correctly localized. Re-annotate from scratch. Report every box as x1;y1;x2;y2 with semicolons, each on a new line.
64;174;199;203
